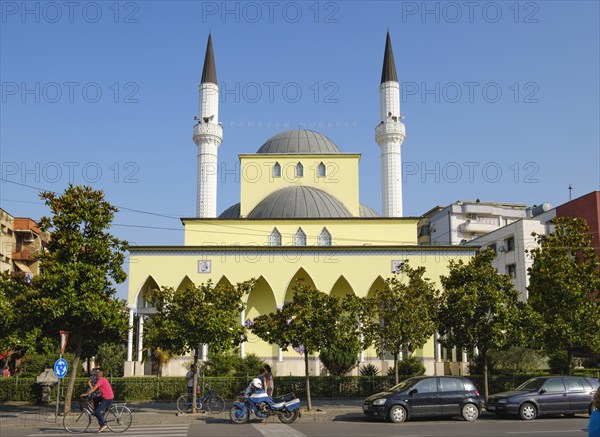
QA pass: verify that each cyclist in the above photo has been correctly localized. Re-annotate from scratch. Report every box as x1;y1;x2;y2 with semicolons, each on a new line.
186;364;199;405
87;368;102;409
81;368;114;433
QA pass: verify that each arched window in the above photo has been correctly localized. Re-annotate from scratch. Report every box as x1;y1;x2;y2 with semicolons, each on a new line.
273;162;281;178
318;162;326;177
318;228;331;246
294;228;306;246
269;228;282;246
295;162;304;177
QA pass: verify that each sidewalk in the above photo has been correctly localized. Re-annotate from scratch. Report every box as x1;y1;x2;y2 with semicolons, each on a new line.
0;398;365;428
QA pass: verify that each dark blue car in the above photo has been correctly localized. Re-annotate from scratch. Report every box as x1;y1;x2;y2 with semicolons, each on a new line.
486;376;599;420
363;376;483;423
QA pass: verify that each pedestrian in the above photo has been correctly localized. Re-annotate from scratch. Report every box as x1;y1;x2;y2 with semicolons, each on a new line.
263;364;274;397
81;368;114;434
590;389;600;437
88;368;102;409
257;367;266;390
186;365;199;405
2;367;10;377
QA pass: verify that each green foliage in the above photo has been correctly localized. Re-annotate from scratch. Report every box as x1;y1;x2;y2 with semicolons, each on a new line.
527;217;600;373
363;263;439;384
548;351;570;374
469;347;546;375
200;351;265;378
96;343;126;377
320;345;359;376
359;363;380;377
386;356;426;377
438;249;525;399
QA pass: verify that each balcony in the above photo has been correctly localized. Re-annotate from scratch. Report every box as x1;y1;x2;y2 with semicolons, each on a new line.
12;247;36;261
458;221;498;234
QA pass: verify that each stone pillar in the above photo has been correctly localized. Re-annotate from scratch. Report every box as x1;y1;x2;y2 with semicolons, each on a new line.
127;306;134;362
137;315;144;362
240;309;246;358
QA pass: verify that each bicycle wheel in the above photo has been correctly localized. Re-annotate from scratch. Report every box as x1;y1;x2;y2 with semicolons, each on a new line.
106;405;132;433
207;395;226;414
63;410;92;434
177;395;190;413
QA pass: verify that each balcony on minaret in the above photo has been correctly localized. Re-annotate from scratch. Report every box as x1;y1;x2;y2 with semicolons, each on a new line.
193;122;223;143
375;120;406;145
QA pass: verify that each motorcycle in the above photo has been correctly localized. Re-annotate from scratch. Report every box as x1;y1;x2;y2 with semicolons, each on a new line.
229;389;301;424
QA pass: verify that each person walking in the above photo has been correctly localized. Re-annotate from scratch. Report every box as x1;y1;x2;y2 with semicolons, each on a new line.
81;368;114;433
186;365;199;405
590;389;600;437
264;364;274;397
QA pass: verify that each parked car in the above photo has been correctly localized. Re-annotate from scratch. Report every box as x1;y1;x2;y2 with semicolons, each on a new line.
486;376;600;420
363;376;483;423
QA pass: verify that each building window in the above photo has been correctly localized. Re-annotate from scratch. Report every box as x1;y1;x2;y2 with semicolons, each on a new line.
295;162;304;177
317;162;326;177
488;243;497;254
273;162;281;178
505;237;515;252
507;263;517;278
318;228;331;246
294;228;306;246
269;228;282;246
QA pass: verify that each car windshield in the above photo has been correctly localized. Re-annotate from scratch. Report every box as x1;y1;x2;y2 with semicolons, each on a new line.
389;378;418;392
515;378;545;391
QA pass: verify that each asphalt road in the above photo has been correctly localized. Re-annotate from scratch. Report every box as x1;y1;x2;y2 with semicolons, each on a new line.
0;413;592;437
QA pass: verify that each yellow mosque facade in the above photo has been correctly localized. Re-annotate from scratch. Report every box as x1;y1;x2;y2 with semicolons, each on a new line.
124;34;476;377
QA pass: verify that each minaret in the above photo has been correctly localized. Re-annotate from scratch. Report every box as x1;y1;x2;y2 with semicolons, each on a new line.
193;34;223;218
375;32;405;217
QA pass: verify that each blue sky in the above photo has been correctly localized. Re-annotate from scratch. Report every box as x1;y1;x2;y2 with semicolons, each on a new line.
1;1;599;296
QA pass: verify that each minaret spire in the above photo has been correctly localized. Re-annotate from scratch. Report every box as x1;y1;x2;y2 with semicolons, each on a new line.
193;34;223;218
201;33;218;85
375;31;405;217
381;31;398;84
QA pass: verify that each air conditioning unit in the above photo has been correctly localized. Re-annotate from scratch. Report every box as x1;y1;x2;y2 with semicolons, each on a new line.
497;245;506;252
23;235;35;243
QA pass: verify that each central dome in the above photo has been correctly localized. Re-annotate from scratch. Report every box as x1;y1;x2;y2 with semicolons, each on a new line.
248;186;351;219
256;129;341;154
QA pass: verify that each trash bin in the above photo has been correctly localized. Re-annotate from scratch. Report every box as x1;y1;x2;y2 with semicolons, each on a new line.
36;369;59;403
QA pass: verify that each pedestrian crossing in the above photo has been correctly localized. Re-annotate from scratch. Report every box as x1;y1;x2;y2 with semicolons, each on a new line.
27;424;190;436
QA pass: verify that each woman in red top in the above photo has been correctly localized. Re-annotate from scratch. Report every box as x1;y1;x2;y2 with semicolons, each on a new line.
81;368;114;433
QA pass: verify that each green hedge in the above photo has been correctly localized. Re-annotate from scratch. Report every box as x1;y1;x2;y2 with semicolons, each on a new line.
1;371;598;403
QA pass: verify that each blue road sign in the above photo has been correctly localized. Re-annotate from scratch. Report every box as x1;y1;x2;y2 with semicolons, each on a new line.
54;358;68;379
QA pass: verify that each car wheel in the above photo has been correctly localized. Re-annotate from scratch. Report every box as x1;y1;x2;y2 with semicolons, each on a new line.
461;403;479;422
519;402;537;421
388;405;407;423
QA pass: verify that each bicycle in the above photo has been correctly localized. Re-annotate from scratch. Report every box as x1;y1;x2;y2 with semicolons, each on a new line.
176;386;226;414
63;396;133;434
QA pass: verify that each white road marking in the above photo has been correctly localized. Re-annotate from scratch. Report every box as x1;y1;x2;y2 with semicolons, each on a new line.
251;423;306;437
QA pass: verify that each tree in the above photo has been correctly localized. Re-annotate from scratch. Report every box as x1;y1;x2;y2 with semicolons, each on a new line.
33;185;129;413
527;216;600;373
251;282;360;410
438;249;523;400
364;263;439;384
143;280;254;412
0;273;41;373
96;343;126;377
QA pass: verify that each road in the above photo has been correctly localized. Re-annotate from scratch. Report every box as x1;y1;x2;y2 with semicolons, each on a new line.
0;413;592;437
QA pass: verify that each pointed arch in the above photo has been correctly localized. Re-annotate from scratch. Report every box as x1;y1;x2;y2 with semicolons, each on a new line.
273;162;281;178
216;275;232;288
284;268;317;303
330;275;355;299
136;275;160;310
318;227;331;246
317;162;326;177
294;227;306;246
269;228;282;246
367;276;386;298
295;162;304;177
245;276;279;357
176;275;195;292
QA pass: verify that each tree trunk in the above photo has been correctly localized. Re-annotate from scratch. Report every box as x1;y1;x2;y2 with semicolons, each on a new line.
394;352;399;385
304;352;312;411
63;336;82;414
191;349;199;414
482;350;489;401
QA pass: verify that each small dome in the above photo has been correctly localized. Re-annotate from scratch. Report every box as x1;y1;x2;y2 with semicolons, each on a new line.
360;204;380;217
218;203;240;219
248;186;351;219
256;130;341;154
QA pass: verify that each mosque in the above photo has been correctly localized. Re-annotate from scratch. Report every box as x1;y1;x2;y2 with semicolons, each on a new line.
124;33;476;377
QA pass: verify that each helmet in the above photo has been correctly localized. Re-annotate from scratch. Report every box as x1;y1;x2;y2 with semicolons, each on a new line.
251;378;263;390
